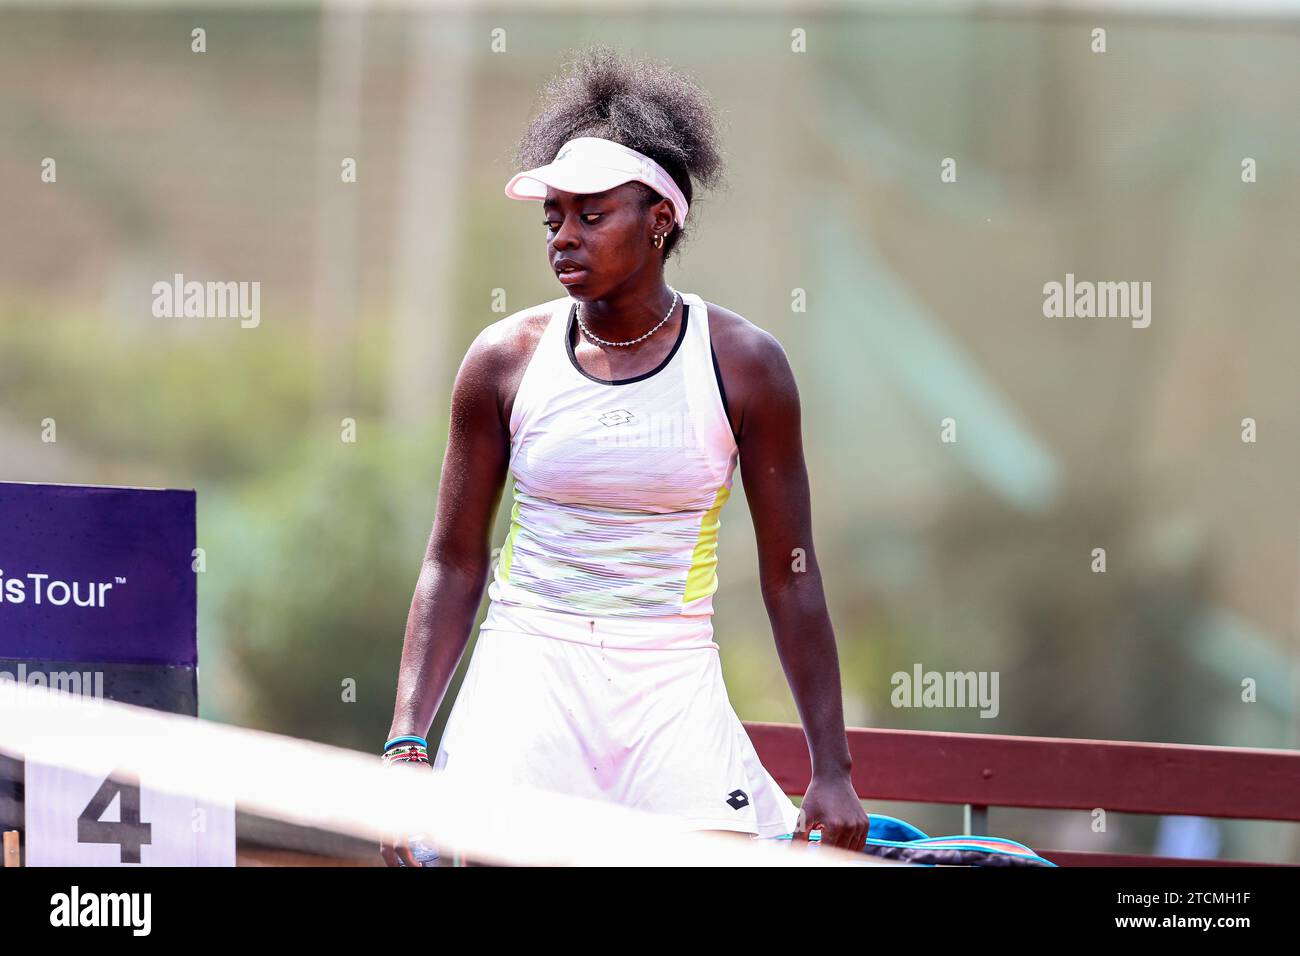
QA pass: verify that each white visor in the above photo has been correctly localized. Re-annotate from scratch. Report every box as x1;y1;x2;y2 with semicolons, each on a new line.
504;136;688;229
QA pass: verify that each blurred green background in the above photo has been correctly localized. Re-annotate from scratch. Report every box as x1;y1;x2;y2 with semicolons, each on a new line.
1;2;1297;860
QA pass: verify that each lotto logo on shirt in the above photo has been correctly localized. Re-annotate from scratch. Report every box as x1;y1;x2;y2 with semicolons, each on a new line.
592;409;699;449
0;569;121;609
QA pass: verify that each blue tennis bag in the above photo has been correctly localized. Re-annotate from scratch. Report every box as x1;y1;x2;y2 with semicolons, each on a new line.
775;814;1057;867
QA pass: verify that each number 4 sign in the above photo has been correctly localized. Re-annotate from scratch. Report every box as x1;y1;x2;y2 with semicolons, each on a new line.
78;773;151;864
24;762;234;866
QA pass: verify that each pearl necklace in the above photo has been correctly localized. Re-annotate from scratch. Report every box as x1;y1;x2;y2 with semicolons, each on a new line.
576;288;680;347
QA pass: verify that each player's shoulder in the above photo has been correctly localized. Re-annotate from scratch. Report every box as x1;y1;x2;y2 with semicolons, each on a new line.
700;299;791;376
463;297;565;377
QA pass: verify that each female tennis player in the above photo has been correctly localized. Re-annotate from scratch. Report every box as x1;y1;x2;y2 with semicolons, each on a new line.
381;46;867;865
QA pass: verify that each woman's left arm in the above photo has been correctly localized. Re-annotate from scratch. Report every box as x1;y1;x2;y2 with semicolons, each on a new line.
729;324;869;853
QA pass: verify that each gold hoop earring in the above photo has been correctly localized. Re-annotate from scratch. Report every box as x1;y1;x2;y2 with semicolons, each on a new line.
652;233;665;250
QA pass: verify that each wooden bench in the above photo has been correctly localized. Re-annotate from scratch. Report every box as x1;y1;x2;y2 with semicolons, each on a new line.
744;722;1300;865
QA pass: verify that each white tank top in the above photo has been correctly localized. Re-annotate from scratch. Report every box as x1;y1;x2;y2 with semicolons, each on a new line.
483;290;739;635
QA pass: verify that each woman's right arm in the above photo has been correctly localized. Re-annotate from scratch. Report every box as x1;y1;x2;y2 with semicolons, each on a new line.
385;325;513;766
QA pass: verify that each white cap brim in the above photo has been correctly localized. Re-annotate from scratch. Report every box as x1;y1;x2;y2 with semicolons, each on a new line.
504;164;636;202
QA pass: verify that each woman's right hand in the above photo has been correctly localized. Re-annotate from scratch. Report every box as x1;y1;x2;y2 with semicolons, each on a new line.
380;833;419;867
378;738;434;865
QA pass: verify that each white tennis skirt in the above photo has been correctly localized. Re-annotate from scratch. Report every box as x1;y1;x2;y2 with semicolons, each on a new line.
431;602;801;838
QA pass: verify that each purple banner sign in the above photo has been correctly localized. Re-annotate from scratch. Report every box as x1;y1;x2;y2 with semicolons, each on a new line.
0;482;196;666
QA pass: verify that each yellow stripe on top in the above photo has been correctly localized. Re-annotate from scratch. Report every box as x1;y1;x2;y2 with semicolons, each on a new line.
683;483;731;604
498;495;523;582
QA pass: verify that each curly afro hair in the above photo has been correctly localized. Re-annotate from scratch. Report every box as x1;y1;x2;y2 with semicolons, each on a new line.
511;44;727;262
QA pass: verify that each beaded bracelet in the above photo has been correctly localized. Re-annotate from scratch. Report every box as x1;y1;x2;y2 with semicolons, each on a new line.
382;745;429;767
382;735;430;768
